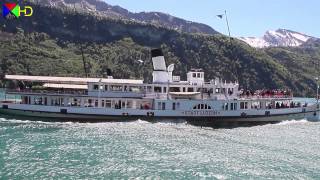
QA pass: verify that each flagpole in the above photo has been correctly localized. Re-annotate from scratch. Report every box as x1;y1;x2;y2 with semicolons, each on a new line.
224;10;231;41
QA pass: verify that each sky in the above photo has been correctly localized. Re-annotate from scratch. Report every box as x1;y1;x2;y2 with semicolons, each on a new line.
104;0;320;38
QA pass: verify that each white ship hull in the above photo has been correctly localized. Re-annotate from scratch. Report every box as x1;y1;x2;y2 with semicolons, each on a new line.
0;103;318;124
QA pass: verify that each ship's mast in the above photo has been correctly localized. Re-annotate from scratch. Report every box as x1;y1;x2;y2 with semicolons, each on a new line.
316;78;319;104
224;10;231;42
73;5;89;78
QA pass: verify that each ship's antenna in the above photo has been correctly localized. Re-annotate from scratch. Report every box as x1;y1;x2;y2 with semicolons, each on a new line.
317;78;319;106
217;10;232;42
224;10;231;42
316;62;320;109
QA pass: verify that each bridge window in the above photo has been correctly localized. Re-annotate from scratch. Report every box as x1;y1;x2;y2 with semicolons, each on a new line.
193;104;212;110
154;86;162;93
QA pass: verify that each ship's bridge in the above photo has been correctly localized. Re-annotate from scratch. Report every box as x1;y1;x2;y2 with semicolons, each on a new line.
187;68;205;85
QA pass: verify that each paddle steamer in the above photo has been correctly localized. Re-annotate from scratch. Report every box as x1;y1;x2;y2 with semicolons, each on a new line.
0;49;318;123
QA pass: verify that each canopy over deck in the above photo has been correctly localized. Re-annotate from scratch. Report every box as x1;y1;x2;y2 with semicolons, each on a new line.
5;75;144;85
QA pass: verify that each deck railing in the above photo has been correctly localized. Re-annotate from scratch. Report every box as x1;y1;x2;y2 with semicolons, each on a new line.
239;95;293;100
6;89;88;96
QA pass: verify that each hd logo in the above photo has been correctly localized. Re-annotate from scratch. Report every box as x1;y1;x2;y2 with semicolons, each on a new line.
2;3;33;19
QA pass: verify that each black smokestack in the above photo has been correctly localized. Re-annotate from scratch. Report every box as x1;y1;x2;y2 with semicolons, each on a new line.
106;69;112;76
151;49;164;58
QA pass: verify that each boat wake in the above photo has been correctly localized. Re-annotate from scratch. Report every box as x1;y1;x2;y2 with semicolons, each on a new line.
0;117;74;125
275;119;309;126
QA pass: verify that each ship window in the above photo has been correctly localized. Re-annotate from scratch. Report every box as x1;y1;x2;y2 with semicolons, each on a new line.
147;86;152;93
215;88;220;93
129;86;140;93
223;103;228;110
251;102;260;109
187;88;194;92
172;102;176;110
162;102;166;110
126;100;133;109
163;87;167;93
240;102;248;109
231;103;234;110
106;100;111;108
95;100;99;107
93;84;99;90
101;100;105;107
193;104;212;110
110;85;123;91
240;102;244;109
158;102;162;110
197;73;200;78
169;87;180;92
104;85;108;91
266;102;272;109
154;86;162;93
228;88;233;95
193;73;196;77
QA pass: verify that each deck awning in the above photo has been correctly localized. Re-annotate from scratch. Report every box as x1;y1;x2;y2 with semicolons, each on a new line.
5;75;144;85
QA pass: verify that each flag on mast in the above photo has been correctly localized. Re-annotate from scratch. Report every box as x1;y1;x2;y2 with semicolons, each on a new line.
217;14;224;19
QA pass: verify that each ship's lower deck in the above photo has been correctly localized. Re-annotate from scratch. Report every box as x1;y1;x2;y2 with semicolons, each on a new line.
0;103;318;124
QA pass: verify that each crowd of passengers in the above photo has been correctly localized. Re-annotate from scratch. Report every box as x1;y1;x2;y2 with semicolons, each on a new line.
240;89;292;98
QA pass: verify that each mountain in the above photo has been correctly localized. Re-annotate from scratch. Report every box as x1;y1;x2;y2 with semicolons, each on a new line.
0;2;319;97
239;29;316;48
36;0;218;35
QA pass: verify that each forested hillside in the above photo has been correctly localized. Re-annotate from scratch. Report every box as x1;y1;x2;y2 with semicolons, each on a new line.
0;3;319;96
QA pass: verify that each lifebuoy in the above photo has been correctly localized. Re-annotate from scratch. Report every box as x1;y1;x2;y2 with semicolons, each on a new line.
147;112;154;117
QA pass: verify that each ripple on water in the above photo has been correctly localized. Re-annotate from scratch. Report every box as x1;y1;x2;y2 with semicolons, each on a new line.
0;117;320;179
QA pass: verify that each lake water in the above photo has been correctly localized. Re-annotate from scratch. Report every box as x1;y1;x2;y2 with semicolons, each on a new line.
1;117;320;179
0;96;320;179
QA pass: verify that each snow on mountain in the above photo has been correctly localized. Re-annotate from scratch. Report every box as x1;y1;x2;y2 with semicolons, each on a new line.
238;29;315;48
